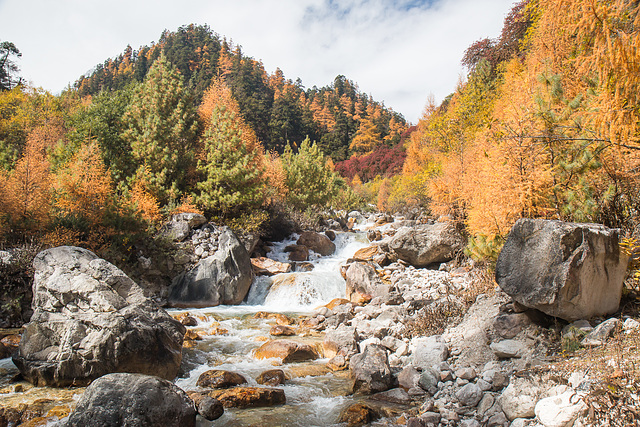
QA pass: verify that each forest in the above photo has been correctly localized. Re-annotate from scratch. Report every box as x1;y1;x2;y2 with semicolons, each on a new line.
1;0;640;268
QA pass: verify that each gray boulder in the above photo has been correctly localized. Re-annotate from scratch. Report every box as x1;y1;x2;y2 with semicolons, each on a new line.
66;373;196;427
388;222;465;267
160;213;207;242
345;262;391;304
169;227;254;307
350;344;393;394
297;231;336;256
495;219;629;321
13;246;185;387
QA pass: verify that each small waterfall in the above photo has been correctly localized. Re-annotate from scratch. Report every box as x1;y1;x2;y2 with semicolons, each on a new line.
245;232;368;311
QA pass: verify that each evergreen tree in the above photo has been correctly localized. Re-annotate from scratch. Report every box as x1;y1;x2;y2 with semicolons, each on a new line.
195;80;267;217
122;54;198;204
282;137;341;210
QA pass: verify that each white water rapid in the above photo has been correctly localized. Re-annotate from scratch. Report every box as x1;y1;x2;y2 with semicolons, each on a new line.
171;230;371;426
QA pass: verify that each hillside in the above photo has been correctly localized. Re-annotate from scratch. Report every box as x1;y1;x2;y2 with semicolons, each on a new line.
73;24;408;160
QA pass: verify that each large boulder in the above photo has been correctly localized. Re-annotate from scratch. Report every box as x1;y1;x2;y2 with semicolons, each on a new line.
345;262;391;304
66;373;196;427
350;344;393;394
13;246;185;387
297;231;336;256
169;227;254;307
388;222;465;267
495;219;629;321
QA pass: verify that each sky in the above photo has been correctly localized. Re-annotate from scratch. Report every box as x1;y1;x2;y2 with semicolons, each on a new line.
0;0;515;123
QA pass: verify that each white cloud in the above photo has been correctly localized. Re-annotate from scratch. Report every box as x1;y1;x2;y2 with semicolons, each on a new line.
0;0;514;122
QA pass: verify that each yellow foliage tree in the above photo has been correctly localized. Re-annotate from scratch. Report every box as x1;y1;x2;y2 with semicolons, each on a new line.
53;141;115;229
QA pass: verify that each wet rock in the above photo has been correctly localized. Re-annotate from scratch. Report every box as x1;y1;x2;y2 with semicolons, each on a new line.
411;336;449;370
325;230;336;241
180;315;198;326
254;339;318;363
205;387;286;409
196;370;247;389
581;317;621;347
490;340;525;358
345;262;391;304
187;392;224;421
327;354;349;371
323;326;358;359
253;311;296;326
66;373;196;427
169;227;254;307
325;298;352;310
495;219;629;321
367;229;383;242
338;402;380;426
297;231;336;256
534;390;587;427
456;383;483;407
294;261;314;272
285;244;310;261
13;246;185;387
251;257;292;276
350;344;393;394
270;324;296;336
352;245;383;262
256;369;286;386
388;222;465;267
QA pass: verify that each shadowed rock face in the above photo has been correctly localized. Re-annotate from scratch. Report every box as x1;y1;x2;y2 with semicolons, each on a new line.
168;227;254;307
66;373;196;427
495;219;629;321
13;246;185;387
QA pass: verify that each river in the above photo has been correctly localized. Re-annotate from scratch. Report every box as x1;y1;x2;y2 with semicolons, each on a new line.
170;230;374;426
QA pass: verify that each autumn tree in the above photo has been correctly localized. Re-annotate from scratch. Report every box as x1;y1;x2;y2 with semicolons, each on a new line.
195;78;268;217
52;141;117;241
123;53;198;204
2;126;55;234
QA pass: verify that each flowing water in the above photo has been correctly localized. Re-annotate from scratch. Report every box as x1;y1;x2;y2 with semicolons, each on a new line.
171;231;373;426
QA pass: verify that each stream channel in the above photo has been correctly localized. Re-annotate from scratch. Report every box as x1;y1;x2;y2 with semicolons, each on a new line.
171;229;375;426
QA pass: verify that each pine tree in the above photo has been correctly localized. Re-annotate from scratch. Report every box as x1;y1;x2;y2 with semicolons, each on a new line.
195;79;267;217
282;137;340;210
122;53;198;204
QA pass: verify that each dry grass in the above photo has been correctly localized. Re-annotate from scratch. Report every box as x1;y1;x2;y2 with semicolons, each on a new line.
405;267;496;338
548;324;640;426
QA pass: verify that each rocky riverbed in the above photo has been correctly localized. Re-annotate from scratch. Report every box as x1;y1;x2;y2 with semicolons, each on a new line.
0;212;637;426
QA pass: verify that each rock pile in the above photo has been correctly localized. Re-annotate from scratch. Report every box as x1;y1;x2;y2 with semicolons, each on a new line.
13;246;185;387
